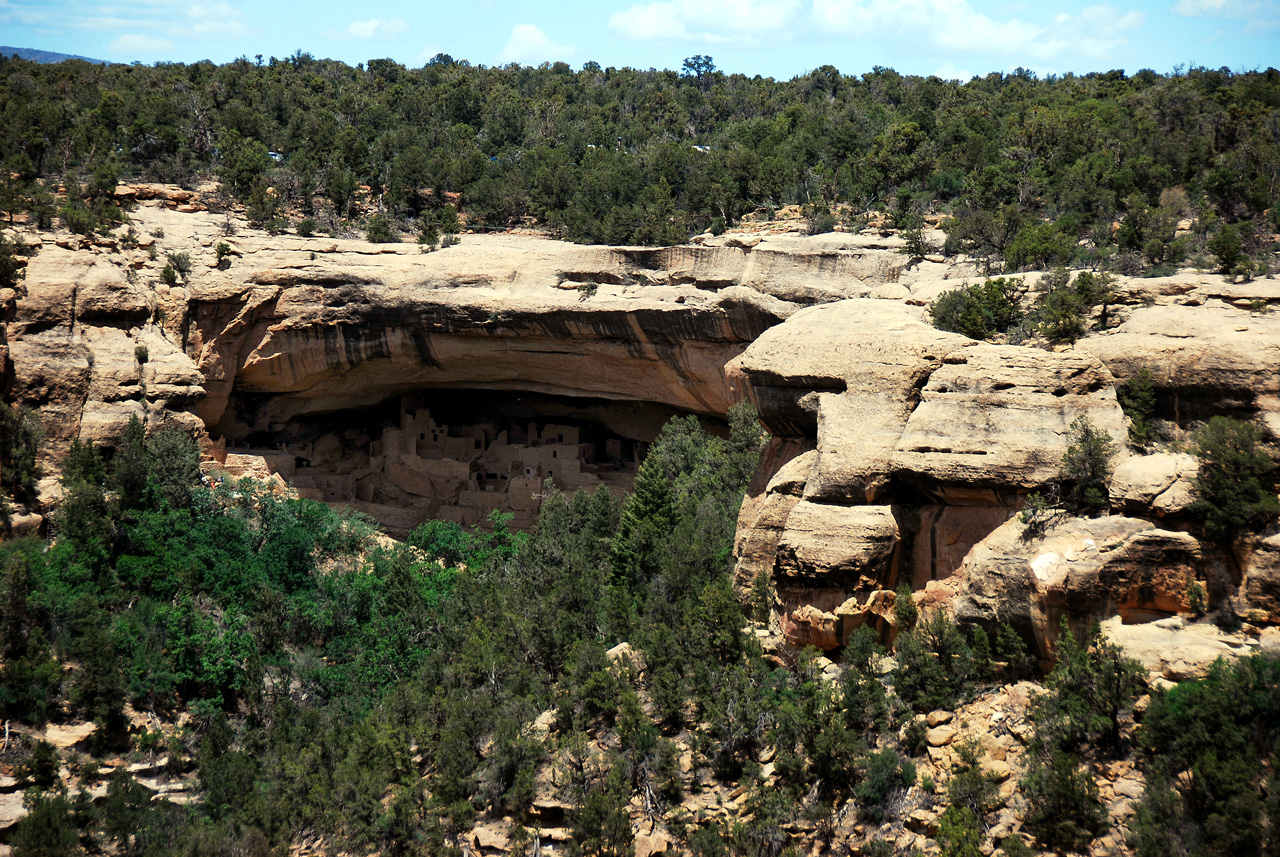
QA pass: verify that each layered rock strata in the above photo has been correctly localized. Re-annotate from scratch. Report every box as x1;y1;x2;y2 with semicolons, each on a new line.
728;299;1128;651
5;192;948;534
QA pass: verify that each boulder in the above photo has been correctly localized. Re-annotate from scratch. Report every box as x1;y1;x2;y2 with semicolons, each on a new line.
953;515;1202;658
926;724;958;746
1100;615;1248;681
1110;452;1198;517
893;344;1127;504
774;502;900;584
1241;533;1280;622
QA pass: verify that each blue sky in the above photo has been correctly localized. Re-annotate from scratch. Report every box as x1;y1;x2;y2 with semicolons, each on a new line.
2;0;1277;80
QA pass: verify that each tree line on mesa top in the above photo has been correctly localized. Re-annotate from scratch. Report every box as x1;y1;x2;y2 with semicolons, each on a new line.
0;52;1278;271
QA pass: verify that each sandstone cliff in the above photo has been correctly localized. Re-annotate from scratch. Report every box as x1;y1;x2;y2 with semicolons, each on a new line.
4;190;954;534
727;270;1280;658
7;191;1280;656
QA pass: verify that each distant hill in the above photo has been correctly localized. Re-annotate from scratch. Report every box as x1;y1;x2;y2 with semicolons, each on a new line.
0;46;109;64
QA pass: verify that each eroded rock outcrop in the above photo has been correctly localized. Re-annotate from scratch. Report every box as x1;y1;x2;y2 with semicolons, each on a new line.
7;242;204;456
1110;452;1198;517
729;299;1128;650
7;192;943;534
1079;302;1280;439
952;516;1203;658
9;193;1280;651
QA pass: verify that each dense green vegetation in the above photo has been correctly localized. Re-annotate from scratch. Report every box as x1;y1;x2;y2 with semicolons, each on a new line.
1131;654;1280;857
2;405;1278;857
928;268;1117;346
1189;415;1280;542
1;54;1278;255
0;400;1164;857
0;406;774;854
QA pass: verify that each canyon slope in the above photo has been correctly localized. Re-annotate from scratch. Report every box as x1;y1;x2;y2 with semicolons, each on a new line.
3;192;950;534
5;190;1280;657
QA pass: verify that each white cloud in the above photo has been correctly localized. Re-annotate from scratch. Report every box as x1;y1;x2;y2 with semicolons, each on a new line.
341;18;410;39
186;19;247;36
177;2;247;37
109;33;174;56
607;0;1140;62
813;0;1039;52
1172;0;1273;17
811;0;1140;65
609;0;806;47
498;23;574;64
1030;6;1144;61
185;1;235;18
932;61;973;81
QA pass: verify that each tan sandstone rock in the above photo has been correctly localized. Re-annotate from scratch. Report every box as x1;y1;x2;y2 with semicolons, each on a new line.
1240;533;1280;623
730;299;1127;648
893;344;1127;504
1100;615;1249;681
1110;452;1198;517
953;515;1202;658
1079;303;1280;440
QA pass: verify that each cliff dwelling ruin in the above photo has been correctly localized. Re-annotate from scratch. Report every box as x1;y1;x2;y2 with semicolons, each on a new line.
214;390;704;535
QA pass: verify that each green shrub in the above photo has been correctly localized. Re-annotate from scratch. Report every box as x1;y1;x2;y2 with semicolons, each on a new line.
1127;766;1199;857
841;662;889;738
245;184;279;226
365;215;400;243
806;209;837;235
1020;751;1108;851
1058;416;1117;516
1017;488;1061;537
11;790;78;856
947;739;1001;817
902;717;928;756
862;841;893;857
855;747;911;820
929;277;1025;340
214;241;232;264
996;622;1034;679
145;424;201;509
998;835;1035;857
1117;368;1157;448
1032;621;1146;756
937;805;983;857
0;402;43;499
166;251;191;276
1137;655;1280;857
750;567;773;623
894;611;974;712
1208;224;1243;273
295;218;316;237
0;631;62;725
159;263;177;285
0;236;26;291
1033;269;1116;342
893;583;918;633
1005;222;1075;271
1188;415;1279;541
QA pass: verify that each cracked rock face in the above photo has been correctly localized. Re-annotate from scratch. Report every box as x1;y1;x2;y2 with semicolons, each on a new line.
9;191;1280;653
952;516;1203;658
728;299;1130;651
8;195;939;524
